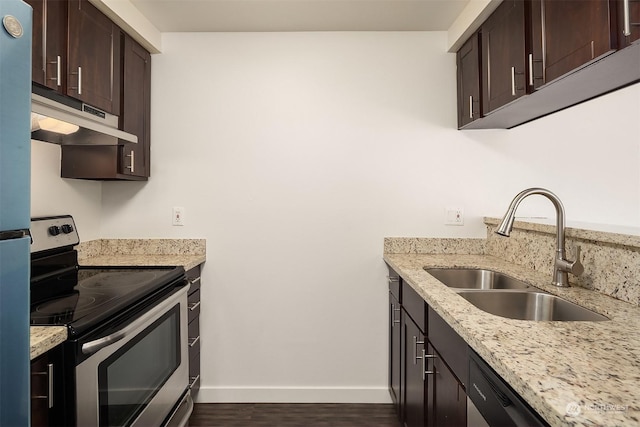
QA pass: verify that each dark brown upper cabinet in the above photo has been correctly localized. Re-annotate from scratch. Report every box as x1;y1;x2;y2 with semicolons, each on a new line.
530;0;617;90
481;0;527;114
456;32;481;128
26;0;67;92
67;0;121;115
617;0;640;47
458;0;640;129
120;34;151;178
61;32;151;181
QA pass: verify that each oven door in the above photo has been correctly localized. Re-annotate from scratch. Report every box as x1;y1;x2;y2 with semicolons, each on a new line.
75;285;191;427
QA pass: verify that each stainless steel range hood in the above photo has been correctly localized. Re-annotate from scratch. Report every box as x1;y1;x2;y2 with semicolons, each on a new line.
31;93;137;145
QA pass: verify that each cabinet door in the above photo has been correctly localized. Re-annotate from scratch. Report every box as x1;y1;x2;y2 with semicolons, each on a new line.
456;32;481;128
482;0;527;113
533;0;616;86
27;0;67;91
432;352;466;427
27;0;45;86
120;34;151;177
389;291;402;412
31;355;52;427
67;0;121;114
403;314;426;427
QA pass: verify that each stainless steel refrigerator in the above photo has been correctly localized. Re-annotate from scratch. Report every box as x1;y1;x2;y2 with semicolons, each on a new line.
0;1;32;425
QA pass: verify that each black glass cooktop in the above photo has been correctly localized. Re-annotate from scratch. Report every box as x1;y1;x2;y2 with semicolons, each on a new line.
30;266;185;337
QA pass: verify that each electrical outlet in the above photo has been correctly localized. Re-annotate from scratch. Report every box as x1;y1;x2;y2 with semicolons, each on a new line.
445;207;464;226
172;207;185;226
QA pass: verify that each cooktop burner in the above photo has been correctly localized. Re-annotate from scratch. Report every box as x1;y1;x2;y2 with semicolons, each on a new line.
32;292;114;324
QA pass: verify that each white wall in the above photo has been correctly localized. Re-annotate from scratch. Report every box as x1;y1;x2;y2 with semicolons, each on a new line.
31;140;102;241
32;31;640;402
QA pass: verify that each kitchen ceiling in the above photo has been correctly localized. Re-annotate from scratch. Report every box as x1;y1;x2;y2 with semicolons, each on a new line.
129;0;471;32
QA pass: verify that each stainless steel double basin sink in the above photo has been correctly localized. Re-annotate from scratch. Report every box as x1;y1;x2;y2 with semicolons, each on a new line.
425;268;608;322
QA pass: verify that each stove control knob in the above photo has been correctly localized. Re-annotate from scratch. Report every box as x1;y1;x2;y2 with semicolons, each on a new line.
61;224;74;234
48;225;61;236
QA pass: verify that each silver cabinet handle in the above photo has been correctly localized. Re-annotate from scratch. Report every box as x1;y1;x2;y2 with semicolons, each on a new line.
189;375;200;389
49;56;61;86
188;301;201;311
126;150;135;173
413;335;425;365
624;0;631;36
469;95;473;119
511;66;516;96
71;66;82;94
189;277;201;286
188;336;200;348
32;363;54;408
421;349;437;381
47;363;54;408
57;56;61;86
390;304;400;327
528;54;534;86
387;276;399;283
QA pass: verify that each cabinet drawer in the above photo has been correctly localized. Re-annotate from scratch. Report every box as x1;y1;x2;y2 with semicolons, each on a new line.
188;319;200;356
188;276;201;296
189;351;201;392
188;289;200;323
402;281;426;332
387;265;401;301
186;265;201;293
428;306;468;386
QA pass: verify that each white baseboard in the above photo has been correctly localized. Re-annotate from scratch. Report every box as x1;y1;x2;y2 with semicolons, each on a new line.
194;386;392;404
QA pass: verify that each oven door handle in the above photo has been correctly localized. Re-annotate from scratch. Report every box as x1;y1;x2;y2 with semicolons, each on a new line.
81;328;128;355
81;285;188;356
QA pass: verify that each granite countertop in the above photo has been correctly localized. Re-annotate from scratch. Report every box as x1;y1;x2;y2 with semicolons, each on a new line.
79;253;206;271
30;326;67;360
77;238;207;272
383;253;640;427
30;238;206;359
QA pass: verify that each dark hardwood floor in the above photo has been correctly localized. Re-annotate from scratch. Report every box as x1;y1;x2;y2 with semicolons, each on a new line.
188;403;402;427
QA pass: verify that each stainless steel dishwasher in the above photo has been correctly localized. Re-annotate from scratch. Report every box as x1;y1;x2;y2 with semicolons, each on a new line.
467;350;549;427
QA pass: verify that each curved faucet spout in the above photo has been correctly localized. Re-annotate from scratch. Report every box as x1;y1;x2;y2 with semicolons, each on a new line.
495;188;581;287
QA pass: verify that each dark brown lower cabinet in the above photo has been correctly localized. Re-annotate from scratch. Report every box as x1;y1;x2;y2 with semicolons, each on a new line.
403;313;426;427
31;346;66;427
430;349;467;427
389;290;402;411
386;264;467;427
187;265;202;395
31;354;52;427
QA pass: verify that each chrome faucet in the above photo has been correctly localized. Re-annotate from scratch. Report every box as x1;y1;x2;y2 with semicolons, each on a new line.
495;188;583;287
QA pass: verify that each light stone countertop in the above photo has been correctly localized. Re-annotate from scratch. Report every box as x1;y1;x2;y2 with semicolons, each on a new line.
30;326;67;360
77;238;207;272
383;253;640;427
79;253;206;272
